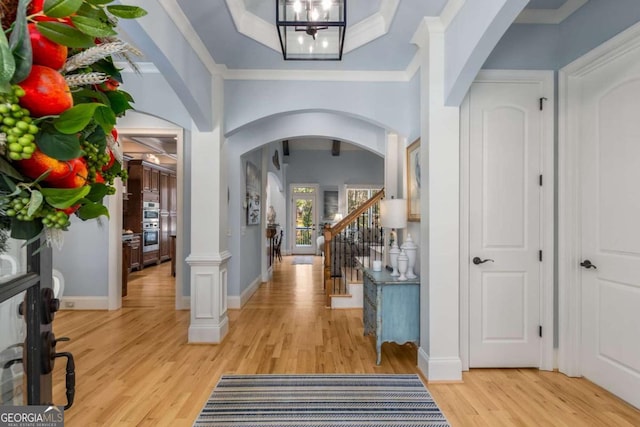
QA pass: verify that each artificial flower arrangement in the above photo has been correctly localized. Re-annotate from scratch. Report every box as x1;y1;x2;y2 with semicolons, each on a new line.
0;0;146;251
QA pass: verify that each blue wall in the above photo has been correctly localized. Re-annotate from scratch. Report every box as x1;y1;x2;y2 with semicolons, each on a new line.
224;79;418;137
286;149;384;190
53;217;109;297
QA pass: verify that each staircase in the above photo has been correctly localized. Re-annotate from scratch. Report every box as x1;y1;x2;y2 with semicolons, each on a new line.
323;189;385;307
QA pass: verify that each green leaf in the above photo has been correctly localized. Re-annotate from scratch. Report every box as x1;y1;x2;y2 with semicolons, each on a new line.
85;0;113;5
0;156;25;181
0;30;16;84
71;16;117;37
119;89;134;102
36;129;82;160
91;59;122;82
1;175;18;193
76;2;109;20
104;159;121;177
9;0;33;84
71;88;110;105
0;81;12;94
105;90;133;116
10;218;43;240
36;22;96;48
106;5;147;19
85;183;108;202
86;126;107;152
41;185;90;209
94;105;116;133
44;0;83;18
53;103;105;134
27;190;44;217
77;201;109;220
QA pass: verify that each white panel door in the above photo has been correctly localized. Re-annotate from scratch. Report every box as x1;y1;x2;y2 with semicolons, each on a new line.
579;47;640;408
468;81;542;367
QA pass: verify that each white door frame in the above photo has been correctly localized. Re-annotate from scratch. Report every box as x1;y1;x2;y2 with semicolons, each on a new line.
460;69;555;371
558;21;640;377
108;128;185;310
289;183;319;255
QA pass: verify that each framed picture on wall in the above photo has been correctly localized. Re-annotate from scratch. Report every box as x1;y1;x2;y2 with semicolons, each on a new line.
246;161;261;225
406;139;420;221
323;190;339;220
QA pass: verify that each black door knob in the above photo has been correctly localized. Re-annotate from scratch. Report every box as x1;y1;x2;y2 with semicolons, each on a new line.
580;260;597;269
472;257;495;265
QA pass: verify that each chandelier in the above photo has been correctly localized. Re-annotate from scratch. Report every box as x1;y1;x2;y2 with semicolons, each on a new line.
276;0;346;60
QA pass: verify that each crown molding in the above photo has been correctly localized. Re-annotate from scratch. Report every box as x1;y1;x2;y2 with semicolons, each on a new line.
158;0;225;75
343;0;400;53
516;0;588;24
225;0;281;52
226;0;400;55
132;0;469;83
224;68;411;82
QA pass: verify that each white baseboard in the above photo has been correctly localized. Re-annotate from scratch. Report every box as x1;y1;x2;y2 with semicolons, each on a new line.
418;347;463;382
188;317;229;343
60;296;109;310
177;296;190;310
227;276;261;309
331;282;363;309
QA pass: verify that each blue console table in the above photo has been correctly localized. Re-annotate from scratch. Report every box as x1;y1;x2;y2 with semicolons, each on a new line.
362;268;420;365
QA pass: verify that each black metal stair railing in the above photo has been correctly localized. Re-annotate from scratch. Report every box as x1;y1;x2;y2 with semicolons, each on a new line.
323;189;385;306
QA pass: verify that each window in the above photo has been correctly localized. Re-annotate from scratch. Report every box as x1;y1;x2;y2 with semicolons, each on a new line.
346;186;382;229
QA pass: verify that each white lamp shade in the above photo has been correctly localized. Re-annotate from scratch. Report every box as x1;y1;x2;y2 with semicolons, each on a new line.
380;198;407;229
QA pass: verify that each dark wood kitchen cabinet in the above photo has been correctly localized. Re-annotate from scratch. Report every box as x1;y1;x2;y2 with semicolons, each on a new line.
159;172;170;262
129;234;142;271
142;164;159;192
124;160;176;265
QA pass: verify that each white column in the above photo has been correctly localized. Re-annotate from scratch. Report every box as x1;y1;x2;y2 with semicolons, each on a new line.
186;74;231;343
414;19;462;381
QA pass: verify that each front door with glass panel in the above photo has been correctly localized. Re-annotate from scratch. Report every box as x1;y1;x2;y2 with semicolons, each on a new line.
291;186;317;255
0;237;73;408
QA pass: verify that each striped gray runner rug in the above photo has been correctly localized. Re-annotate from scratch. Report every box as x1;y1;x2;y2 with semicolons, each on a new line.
193;374;450;427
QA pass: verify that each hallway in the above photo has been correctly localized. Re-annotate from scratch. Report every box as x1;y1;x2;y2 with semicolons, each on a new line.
51;258;640;426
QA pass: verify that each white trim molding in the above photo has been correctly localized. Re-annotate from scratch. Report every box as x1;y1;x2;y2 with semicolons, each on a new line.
558;19;640;378
516;0;588;24
187;251;232;343
60;297;109;311
418;348;464;382
228;276;262;309
459;69;555;372
158;0;225;76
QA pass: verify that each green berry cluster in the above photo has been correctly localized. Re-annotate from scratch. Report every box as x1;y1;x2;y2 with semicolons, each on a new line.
2;191;71;229
41;208;71;230
81;140;110;182
3;194;38;222
0;86;38;161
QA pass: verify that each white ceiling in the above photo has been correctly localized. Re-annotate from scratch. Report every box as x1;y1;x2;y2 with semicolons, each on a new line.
122;136;177;168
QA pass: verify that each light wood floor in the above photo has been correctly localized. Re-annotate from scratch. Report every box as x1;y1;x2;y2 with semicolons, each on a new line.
52;257;640;426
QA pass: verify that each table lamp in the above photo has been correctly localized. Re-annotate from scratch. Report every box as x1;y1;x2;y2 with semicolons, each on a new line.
380;197;407;276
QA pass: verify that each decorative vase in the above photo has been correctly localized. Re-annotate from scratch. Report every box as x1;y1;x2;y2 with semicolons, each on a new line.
397;249;408;281
389;242;400;276
401;233;417;279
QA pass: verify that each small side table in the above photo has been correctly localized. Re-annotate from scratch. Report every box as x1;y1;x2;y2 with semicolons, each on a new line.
362;268;420;365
